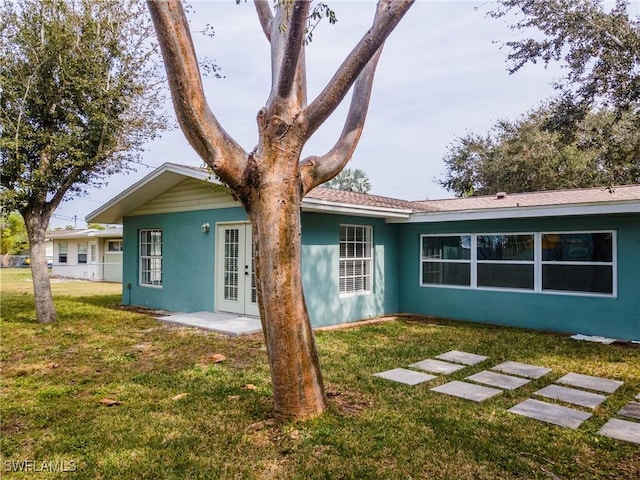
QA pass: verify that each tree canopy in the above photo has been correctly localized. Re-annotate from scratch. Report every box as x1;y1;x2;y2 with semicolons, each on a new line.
0;0;166;322
323;167;372;193
439;103;640;196
490;0;640;115
1;211;28;255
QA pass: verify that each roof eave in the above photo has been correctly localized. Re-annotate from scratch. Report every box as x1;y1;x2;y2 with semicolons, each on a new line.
389;201;640;223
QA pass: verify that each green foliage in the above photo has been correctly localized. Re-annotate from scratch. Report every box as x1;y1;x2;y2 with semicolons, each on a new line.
439;104;640;196
0;0;166;216
489;0;640;112
323;167;372;193
0;211;28;254
1;270;638;479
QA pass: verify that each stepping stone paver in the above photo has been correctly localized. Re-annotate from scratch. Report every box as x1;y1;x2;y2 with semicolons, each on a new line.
508;398;592;429
556;372;623;394
430;381;502;402
465;370;531;390
617;401;640;420
491;360;551;379
373;368;437;386
598;418;640;445
435;350;488;366
534;384;607;409
409;358;465;375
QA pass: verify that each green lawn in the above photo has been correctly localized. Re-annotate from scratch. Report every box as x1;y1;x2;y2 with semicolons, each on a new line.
1;268;638;479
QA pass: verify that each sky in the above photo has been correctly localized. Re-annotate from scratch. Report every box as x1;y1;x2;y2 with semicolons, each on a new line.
51;0;568;229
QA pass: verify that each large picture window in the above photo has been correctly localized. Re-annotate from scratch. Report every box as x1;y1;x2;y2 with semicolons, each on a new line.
140;229;163;287
421;235;471;286
541;232;614;294
339;225;372;294
477;234;534;290
421;231;615;296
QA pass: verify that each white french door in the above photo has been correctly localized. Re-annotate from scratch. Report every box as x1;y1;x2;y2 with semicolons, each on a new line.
88;241;99;280
216;223;259;316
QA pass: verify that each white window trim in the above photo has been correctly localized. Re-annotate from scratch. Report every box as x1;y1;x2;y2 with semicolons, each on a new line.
139;229;163;289
339;224;373;297
419;233;472;288
420;231;617;298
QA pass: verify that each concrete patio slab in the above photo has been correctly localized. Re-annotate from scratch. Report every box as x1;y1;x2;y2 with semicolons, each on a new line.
534;384;607;409
409;358;465;375
435;350;488;366
556;372;623;394
466;370;531;390
617;401;640;420
430;381;502;402
598;418;640;445
156;311;262;336
491;361;551;379
508;398;592;429
373;368;437;386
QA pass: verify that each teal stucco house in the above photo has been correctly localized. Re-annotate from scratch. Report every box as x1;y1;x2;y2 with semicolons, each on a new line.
87;163;640;341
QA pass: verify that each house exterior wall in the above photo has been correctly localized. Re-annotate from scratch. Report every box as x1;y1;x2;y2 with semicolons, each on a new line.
397;214;640;341
121;209;398;327
51;238;102;281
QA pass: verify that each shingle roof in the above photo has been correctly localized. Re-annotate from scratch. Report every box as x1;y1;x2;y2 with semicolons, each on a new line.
306;186;414;211
410;185;640;213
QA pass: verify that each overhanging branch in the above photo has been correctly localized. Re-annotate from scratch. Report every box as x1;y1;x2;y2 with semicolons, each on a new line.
147;0;247;188
302;0;414;137
254;0;273;41
299;48;383;194
276;0;310;100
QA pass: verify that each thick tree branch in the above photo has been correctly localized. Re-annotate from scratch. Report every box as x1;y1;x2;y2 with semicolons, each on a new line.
302;0;414;137
276;0;310;100
254;0;273;41
299;48;383;194
147;0;247;188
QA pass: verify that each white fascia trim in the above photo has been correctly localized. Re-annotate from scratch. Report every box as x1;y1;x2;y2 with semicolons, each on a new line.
301;198;412;219
389;202;640;223
85;162;214;223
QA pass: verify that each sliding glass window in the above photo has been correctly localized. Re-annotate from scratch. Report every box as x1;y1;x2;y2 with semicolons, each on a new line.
541;232;614;294
477;234;534;290
421;235;471;287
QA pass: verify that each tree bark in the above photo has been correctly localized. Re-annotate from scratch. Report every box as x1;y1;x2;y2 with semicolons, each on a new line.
148;0;414;421
246;175;326;419
23;210;56;323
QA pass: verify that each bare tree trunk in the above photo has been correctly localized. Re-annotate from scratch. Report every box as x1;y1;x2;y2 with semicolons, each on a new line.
23;211;56;323
245;161;326;420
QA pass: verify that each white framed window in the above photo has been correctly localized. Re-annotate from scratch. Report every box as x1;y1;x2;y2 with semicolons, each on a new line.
421;235;471;287
78;242;88;264
107;240;123;252
139;229;162;287
477;234;534;290
58;242;68;264
420;231;616;297
339;225;372;294
541;231;615;295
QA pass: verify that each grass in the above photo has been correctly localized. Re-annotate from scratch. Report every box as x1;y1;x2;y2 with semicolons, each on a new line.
0;268;639;479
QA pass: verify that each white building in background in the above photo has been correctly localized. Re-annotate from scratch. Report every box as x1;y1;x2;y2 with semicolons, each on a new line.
46;227;123;282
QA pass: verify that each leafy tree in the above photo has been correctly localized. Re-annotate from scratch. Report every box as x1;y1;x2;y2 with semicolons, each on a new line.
148;0;414;419
0;0;165;322
439;104;640;196
489;0;640;114
323;167;372;193
1;211;28;255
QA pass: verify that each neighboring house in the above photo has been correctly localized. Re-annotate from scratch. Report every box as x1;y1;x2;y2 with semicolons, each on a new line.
86;163;640;341
46;227;123;282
